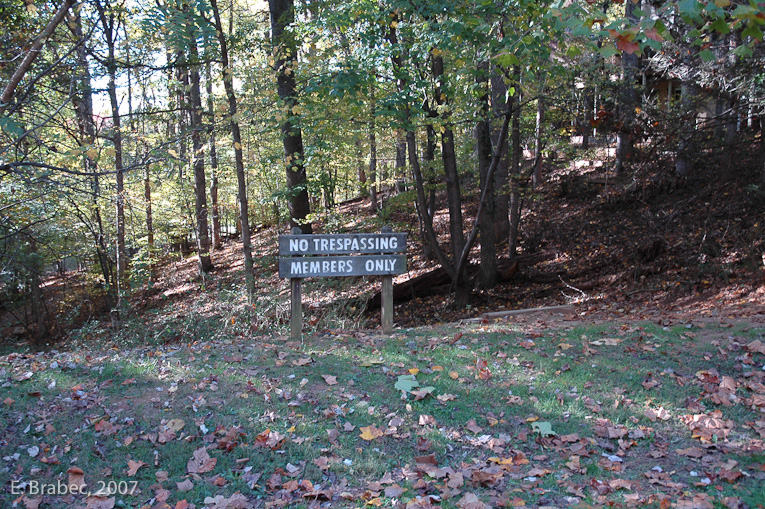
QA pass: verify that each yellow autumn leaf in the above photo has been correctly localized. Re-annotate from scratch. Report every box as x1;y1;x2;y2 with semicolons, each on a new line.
233;142;242;150
408;368;419;375
431;366;444;371
449;371;459;380
359;425;384;441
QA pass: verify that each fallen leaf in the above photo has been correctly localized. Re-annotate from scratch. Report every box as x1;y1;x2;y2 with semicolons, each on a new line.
676;447;704;458
166;419;185;433
466;419;483;434
531;421;556;436
187;447;217;474
85;496;115;509
321;375;338;386
359;425;385;441
177;479;194;492
127;460;146;477
68;466;86;490
457;492;490;509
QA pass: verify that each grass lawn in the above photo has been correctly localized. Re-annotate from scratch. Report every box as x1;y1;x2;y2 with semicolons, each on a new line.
1;316;764;508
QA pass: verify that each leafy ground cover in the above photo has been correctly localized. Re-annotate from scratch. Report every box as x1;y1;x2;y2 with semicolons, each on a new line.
2;314;764;508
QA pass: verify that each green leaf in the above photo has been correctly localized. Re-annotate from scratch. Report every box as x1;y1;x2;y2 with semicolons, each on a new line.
495;52;520;68
394;374;419;393
733;44;754;58
710;18;731;35
742;24;763;42
599;44;619;58
699;49;716;62
0;116;24;138
678;0;703;18
531;421;557;436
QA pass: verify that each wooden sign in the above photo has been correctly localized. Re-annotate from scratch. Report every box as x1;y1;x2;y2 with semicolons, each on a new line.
279;254;406;278
279;233;407;256
278;228;407;339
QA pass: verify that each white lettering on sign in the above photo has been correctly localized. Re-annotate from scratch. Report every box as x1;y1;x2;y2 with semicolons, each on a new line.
364;258;397;272
289;238;309;252
290;260;354;275
310;236;398;253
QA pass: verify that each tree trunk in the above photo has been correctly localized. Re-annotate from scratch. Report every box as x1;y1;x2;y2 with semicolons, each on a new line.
27;238;48;345
95;1;127;307
476;61;496;289
761;134;765;186
432;54;468;305
211;0;255;301
508;68;522;259
144;162;155;276
395;133;406;193
491;74;511;243
268;0;312;234
368;82;378;210
615;0;640;173
188;40;214;273
356;134;367;197
421;124;437;261
675;79;697;177
532;94;545;189
70;9;114;302
582;91;592;149
206;63;222;250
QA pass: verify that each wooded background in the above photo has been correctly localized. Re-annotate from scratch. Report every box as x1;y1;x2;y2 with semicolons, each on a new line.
1;0;764;342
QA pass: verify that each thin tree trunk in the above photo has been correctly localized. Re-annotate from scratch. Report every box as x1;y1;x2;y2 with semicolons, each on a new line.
432;54;468;304
533;94;545;189
394;133;406;193
675;79;697;177
95;1;127;307
211;0;254;301
27;238;48;344
356;134;367;197
582;91;591;149
206;63;222;250
188;39;214;273
268;0;312;234
476;61;496;289
491;74;511;243
615;0;640;173
70;9;113;302
144;162;154;277
508;68;522;259
421;124;437;260
367;83;379;210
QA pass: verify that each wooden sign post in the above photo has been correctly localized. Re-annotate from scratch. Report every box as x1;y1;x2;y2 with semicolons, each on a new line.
279;227;407;339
